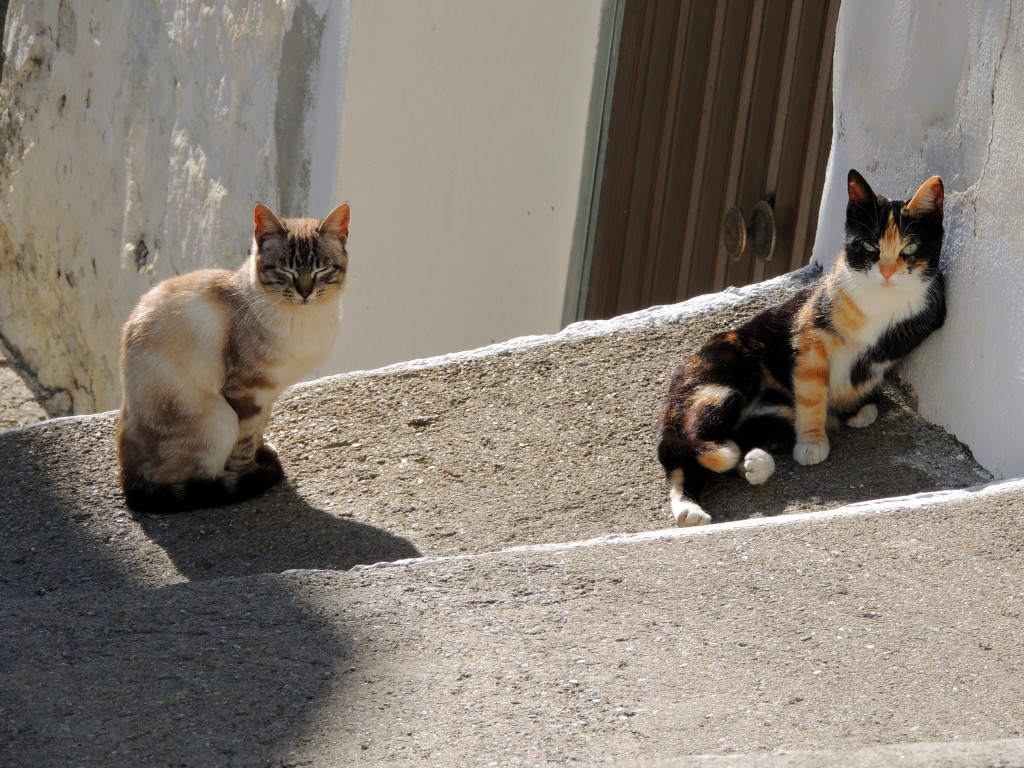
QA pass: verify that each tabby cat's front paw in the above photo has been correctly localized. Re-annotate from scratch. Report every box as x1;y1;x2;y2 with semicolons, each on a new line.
793;438;830;466
846;403;878;428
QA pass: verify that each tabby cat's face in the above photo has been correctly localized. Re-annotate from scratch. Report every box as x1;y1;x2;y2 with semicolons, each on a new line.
844;170;944;287
252;203;349;306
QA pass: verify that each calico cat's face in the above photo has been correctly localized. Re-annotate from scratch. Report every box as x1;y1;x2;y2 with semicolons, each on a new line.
844;169;943;287
251;203;350;306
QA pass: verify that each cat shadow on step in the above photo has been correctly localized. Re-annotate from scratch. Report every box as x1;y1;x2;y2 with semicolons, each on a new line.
134;479;421;582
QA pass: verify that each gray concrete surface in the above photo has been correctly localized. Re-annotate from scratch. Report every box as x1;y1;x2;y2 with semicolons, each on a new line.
624;738;1024;767
1;270;1021;766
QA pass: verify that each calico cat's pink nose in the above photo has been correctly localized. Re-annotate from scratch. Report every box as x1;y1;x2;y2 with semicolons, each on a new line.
880;264;897;280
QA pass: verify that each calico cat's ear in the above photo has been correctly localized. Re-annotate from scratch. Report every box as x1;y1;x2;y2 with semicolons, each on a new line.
254;203;287;243
847;169;875;210
906;176;944;217
318;203;350;243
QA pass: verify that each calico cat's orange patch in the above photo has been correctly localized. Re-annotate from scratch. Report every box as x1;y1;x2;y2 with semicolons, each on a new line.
879;214;907;278
695;442;740;472
796;393;824;408
794;366;828;386
797;333;833;365
656;168;946;528
690;384;735;408
833;292;866;336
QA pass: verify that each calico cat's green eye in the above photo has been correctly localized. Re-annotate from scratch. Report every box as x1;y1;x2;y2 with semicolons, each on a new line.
862;241;879;252
902;243;919;256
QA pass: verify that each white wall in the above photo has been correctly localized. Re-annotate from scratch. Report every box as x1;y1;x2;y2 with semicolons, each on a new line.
811;0;1024;478
324;0;606;374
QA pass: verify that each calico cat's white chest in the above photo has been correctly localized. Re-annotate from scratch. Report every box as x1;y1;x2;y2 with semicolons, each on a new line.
842;272;930;345
827;275;929;406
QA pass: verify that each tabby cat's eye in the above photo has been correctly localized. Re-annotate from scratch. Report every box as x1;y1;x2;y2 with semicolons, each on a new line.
314;266;341;281
902;243;919;256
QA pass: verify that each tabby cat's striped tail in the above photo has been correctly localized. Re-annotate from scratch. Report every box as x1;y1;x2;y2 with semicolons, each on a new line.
121;449;284;514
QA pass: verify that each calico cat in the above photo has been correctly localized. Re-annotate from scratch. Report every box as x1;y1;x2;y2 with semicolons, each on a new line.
117;202;350;513
657;169;946;526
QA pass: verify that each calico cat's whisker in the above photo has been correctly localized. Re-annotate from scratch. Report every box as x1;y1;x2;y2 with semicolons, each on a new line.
657;169;945;526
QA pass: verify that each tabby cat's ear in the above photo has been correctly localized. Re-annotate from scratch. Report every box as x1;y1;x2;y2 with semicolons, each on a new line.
847;169;875;210
318;203;350;243
906;176;944;217
254;203;287;243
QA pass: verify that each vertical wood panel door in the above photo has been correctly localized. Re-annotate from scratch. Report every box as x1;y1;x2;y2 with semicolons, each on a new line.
584;0;840;320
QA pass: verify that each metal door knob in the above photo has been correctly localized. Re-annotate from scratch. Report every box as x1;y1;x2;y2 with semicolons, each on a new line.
722;198;776;263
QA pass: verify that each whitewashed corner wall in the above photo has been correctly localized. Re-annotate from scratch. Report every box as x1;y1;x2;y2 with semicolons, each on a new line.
811;0;1024;478
0;0;349;412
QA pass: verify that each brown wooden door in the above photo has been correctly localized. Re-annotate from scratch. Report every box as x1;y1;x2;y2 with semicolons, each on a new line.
583;0;839;320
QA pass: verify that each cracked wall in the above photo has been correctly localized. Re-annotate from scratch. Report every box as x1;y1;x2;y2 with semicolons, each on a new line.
811;0;1024;478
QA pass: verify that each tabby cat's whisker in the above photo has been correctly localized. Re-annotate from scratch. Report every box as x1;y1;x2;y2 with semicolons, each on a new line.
117;201;350;514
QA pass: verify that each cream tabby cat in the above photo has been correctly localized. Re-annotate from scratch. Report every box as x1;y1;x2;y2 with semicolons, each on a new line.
117;202;350;513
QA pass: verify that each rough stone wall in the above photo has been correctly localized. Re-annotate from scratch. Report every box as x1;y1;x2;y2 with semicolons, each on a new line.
0;1;333;412
811;0;1024;478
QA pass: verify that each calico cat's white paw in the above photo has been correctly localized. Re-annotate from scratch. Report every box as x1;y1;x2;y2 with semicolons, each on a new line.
741;449;775;485
846;403;878;428
673;501;711;528
668;468;711;527
794;438;830;466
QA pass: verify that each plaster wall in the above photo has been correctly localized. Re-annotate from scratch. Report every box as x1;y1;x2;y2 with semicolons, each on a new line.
325;0;606;373
811;0;1024;478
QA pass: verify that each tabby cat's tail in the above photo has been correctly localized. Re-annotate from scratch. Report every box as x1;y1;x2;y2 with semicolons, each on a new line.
121;449;284;514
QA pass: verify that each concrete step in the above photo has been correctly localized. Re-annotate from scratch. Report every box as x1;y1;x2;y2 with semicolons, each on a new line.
0;269;987;595
3;480;1023;765
622;737;1024;767
2;267;1016;766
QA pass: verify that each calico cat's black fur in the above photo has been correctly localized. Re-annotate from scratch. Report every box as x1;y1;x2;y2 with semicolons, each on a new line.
657;169;946;526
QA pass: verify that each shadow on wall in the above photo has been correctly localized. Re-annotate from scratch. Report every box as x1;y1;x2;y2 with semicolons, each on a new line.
0;415;419;764
0;334;74;430
0;1;8;74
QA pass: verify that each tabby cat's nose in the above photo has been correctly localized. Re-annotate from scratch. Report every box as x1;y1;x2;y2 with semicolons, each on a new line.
296;278;313;298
